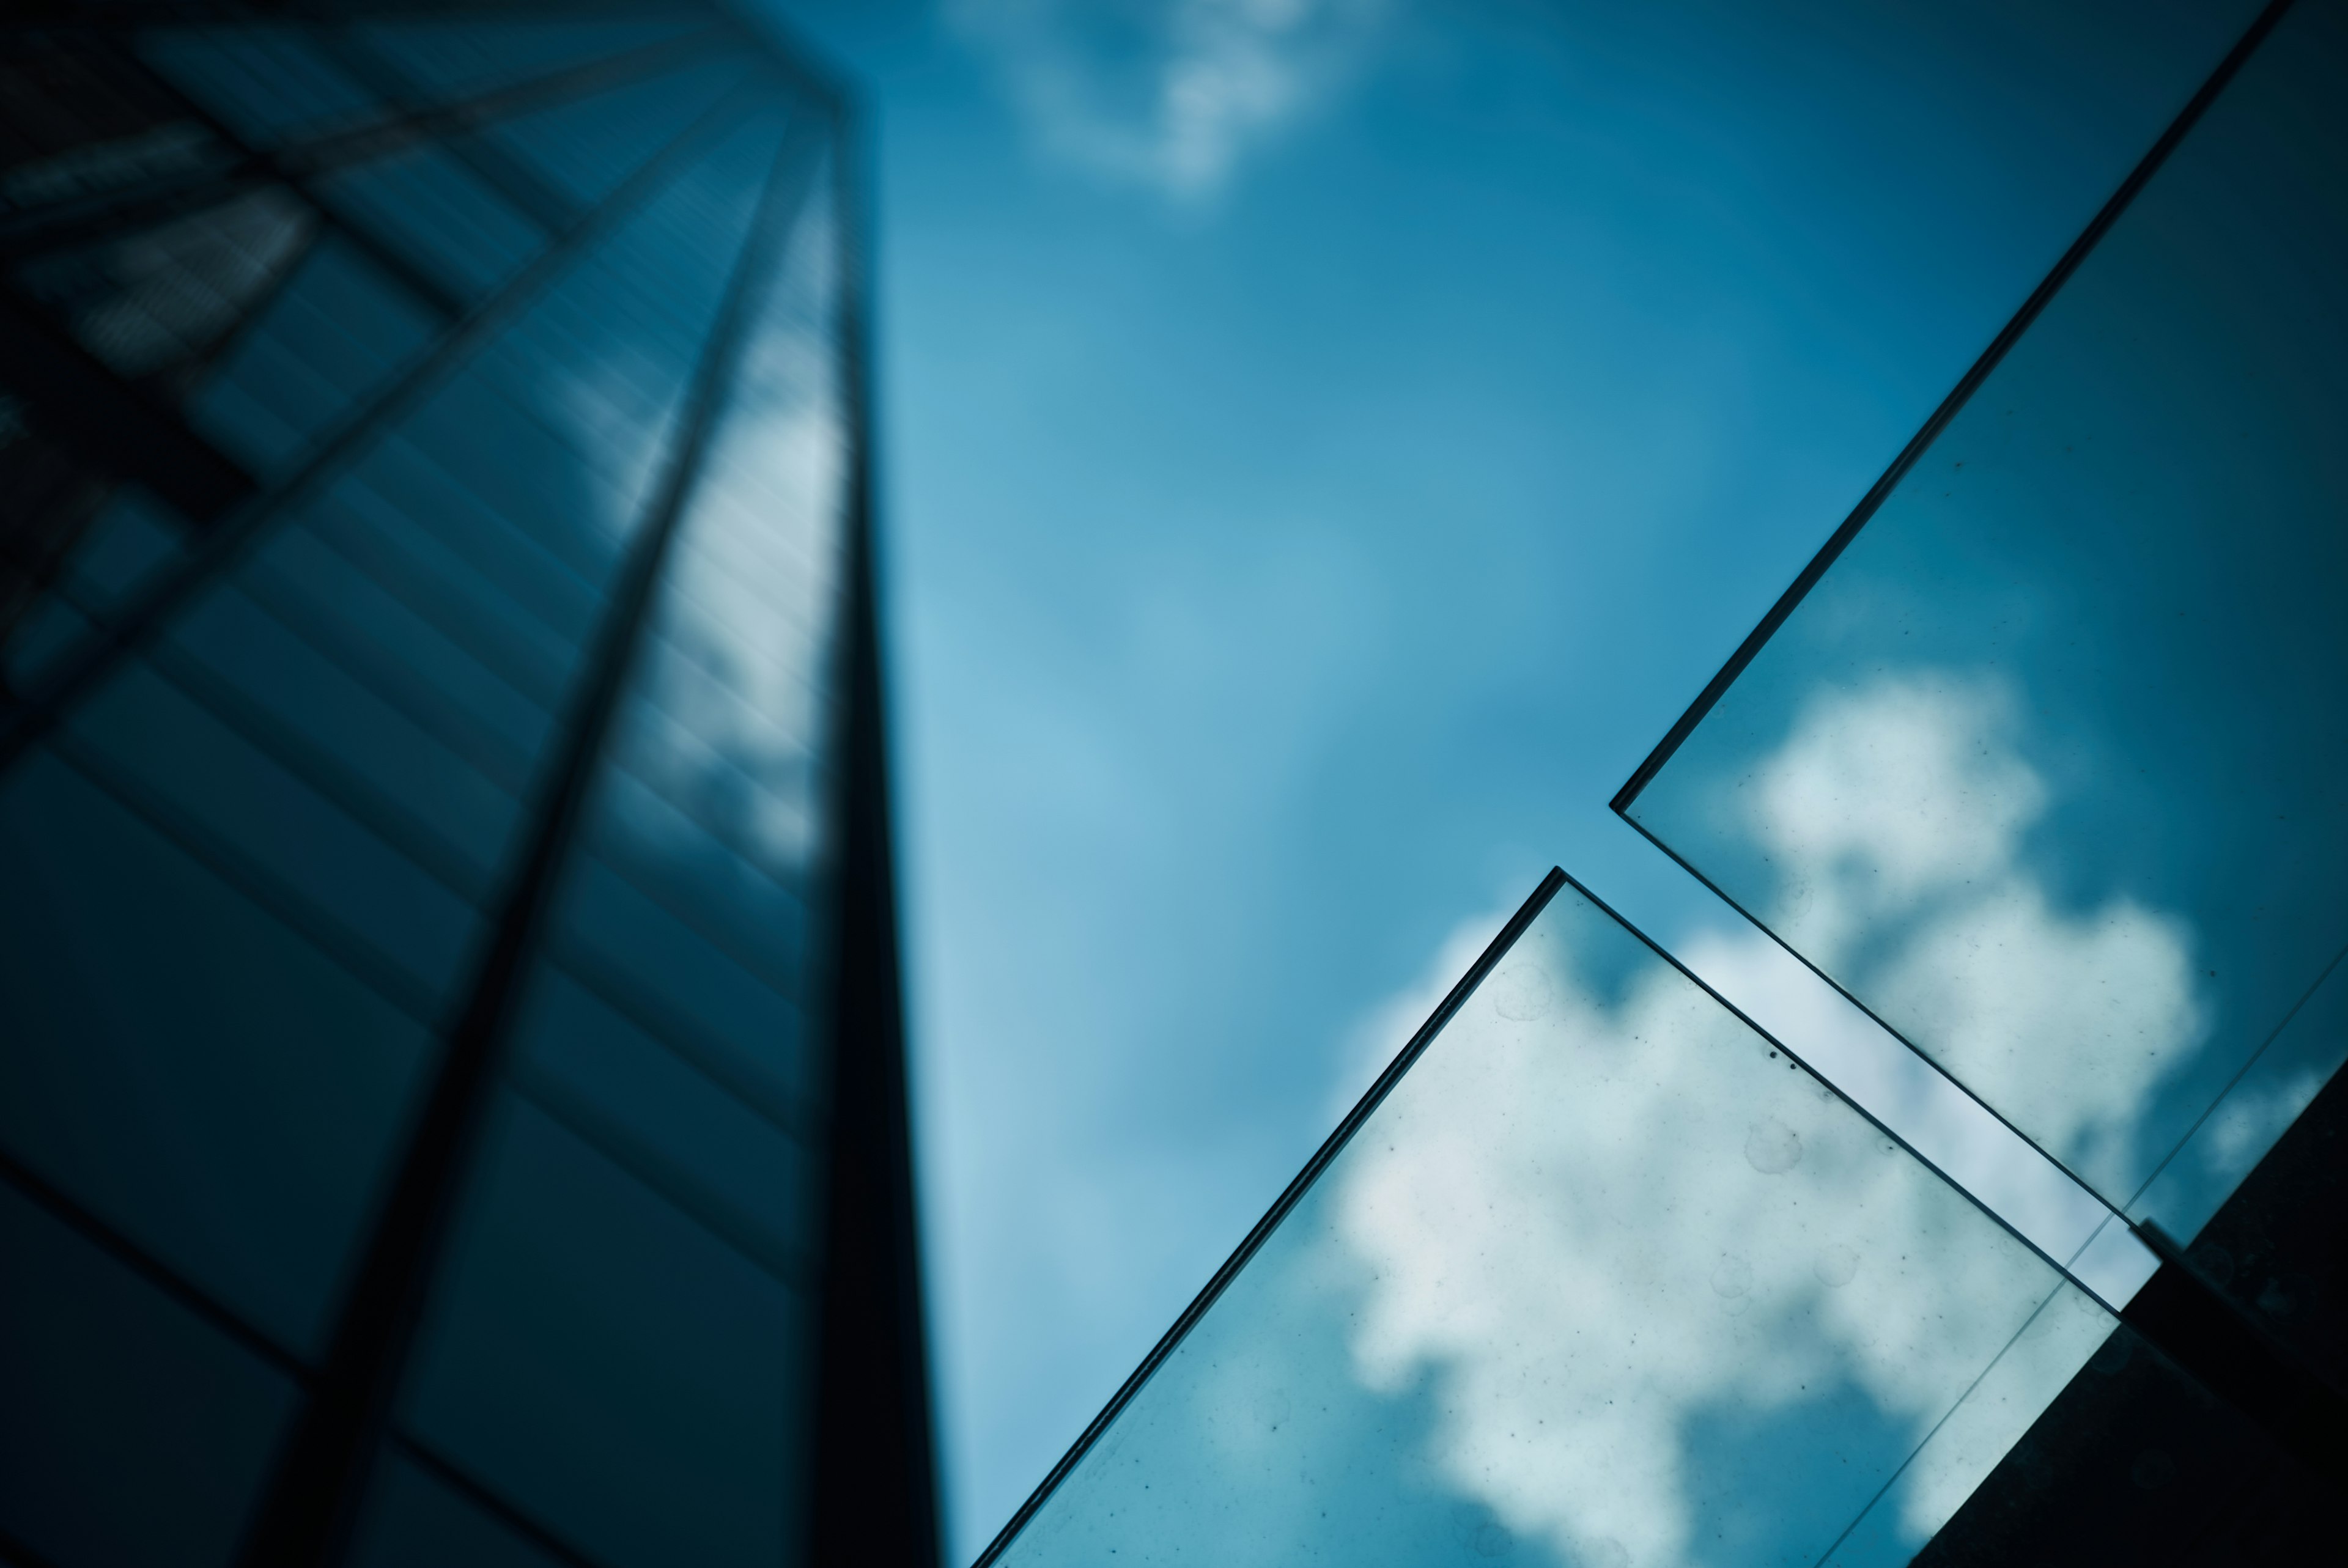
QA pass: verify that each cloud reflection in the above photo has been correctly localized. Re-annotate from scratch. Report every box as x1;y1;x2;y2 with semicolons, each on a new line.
948;0;1390;199
1746;672;2204;1198
1333;896;2066;1567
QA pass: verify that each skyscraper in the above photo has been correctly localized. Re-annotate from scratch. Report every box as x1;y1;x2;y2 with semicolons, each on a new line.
0;6;935;1567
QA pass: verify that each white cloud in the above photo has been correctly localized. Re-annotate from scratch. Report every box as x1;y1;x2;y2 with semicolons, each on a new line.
1746;673;2205;1197
948;0;1390;199
1322;668;2200;1562
1332;915;2072;1566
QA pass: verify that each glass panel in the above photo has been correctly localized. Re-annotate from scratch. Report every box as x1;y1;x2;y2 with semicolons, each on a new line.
581;764;810;996
988;880;2100;1568
188;237;439;479
162;582;524;887
352;17;707;100
303;475;581;713
0;748;436;1355
320;145;547;301
1894;1319;2318;1562
514;966;818;1277
65;658;487;1002
137;28;381;144
546;853;811;1119
55;488;188;614
1620;0;2348;1228
241;521;557;796
402;1096;814;1568
484;56;752;207
349;1452;571;1568
0;1180;301;1568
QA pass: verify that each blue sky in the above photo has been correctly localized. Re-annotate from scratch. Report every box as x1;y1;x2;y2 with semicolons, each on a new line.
764;2;2252;1558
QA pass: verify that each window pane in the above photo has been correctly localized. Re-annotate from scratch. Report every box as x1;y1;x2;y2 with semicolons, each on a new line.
321;146;547;301
514;966;818;1278
0;1181;301;1568
352;17;706;101
1620;0;2348;1229
403;1097;814;1568
989;882;2099;1568
65;657;487;1003
547;852;811;1119
348;1451;571;1568
0;748;436;1355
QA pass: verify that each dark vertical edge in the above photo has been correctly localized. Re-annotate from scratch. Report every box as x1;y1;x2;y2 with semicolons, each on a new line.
232;102;822;1568
807;92;945;1568
1609;0;2298;815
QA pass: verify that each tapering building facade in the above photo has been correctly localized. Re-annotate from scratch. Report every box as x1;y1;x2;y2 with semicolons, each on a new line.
0;6;936;1567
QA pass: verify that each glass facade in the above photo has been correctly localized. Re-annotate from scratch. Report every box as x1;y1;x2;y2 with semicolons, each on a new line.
1617;0;2348;1254
0;7;933;1568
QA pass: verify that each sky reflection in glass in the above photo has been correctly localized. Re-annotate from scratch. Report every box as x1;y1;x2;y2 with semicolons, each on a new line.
989;879;2102;1568
1622;0;2348;1242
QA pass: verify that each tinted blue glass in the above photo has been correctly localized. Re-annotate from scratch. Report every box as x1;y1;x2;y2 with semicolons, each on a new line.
1622;1;2348;1230
242;523;556;795
515;966;818;1276
988;884;2105;1568
404;1097;813;1568
341;425;603;649
487;56;751;205
163;583;523;889
190;238;440;479
0;1182;300;1568
581;764;810;995
56;488;190;615
0;749;434;1355
139;28;380;142
321;147;547;300
304;479;580;713
1;594;95;692
547;853;811;1116
66;658;487;1002
604;679;810;887
352;17;706;99
349;1452;570;1568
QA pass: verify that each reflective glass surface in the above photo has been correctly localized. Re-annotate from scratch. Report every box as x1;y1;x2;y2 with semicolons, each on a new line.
2;9;865;1561
0;1182;301;1568
1621;0;2348;1233
402;1095;813;1568
990;880;2103;1568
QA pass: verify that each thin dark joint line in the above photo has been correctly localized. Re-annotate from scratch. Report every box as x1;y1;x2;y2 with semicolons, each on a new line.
971;867;1568;1568
0;1144;309;1385
2119;937;2348;1222
44;732;449;1028
506;1061;817;1293
232;112;831;1568
544;946;818;1143
142;641;501;903
1810;1286;2072;1566
1614;812;2132;1290
1610;0;2299;815
0;78;768;781
0;22;728;259
390;1436;605;1568
1549;865;2102;1300
304;23;740;232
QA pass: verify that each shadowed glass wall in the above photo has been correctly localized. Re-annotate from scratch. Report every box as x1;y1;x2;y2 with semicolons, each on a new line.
0;7;932;1567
